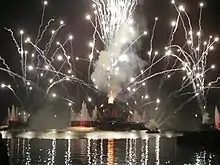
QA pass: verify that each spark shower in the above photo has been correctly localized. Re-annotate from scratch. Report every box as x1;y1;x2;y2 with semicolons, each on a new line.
1;0;219;126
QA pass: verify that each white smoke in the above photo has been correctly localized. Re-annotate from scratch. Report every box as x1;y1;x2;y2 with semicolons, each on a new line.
91;22;144;99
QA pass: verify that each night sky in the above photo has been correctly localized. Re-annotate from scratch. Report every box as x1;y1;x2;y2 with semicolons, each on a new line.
0;0;220;126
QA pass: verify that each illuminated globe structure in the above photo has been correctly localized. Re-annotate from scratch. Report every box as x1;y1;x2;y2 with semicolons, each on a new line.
96;100;131;131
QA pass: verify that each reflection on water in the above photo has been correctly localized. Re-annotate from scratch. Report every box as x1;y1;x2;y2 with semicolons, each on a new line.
5;136;220;164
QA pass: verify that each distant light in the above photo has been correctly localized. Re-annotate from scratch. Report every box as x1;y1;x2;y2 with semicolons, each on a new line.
171;21;176;27
142;82;146;86
54;115;57;118
88;97;92;102
211;65;215;69
199;2;204;7
1;84;6;88
165;50;172;56
210;46;214;50
156;99;160;103
143;31;148;35
52;93;57;98
45;65;49;70
130;77;135;83
171;0;175;4
20;30;24;35
60;20;64;25
127;87;131;91
76;57;79;60
28;65;34;71
69;35;73;40
179;5;185;11
31;54;35;57
26;38;31;43
40;73;44;77
86;15;91;20
44;1;48;5
195;114;198;118
145;95;149;99
52;30;55;34
49;79;53;83
68;103;72;106
89;42;95;48
27;82;31;86
197;31;201;36
155;17;158;21
57;55;63;61
92;4;96;8
29;87;33;90
215;37;219;42
68;70;72;74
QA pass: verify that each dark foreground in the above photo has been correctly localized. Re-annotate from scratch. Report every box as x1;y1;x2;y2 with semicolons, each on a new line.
0;133;11;164
3;133;220;165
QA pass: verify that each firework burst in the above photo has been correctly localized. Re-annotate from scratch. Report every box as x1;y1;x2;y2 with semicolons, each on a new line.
0;0;219;127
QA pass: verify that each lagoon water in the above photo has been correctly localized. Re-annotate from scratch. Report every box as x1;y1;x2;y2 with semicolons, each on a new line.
2;131;220;165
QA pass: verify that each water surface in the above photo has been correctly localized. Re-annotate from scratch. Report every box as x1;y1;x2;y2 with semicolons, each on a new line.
3;132;220;164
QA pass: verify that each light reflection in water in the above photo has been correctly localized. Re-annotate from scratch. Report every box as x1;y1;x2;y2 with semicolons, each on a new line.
140;138;149;164
100;139;104;164
25;139;31;165
194;151;215;165
51;139;56;164
107;139;114;165
4;135;219;164
64;139;71;164
155;135;160;165
87;139;91;164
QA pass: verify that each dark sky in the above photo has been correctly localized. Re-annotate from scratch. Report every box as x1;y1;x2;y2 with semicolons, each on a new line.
0;0;220;123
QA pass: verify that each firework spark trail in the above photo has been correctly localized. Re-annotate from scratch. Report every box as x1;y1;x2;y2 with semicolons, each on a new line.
0;56;15;78
44;24;65;56
125;1;218;125
148;17;158;66
38;19;55;44
7;86;24;107
4;28;21;53
88;14;99;80
20;29;25;80
92;0;137;46
34;2;47;47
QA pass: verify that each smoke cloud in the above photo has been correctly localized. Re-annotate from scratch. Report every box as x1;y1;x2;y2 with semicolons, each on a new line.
91;22;145;99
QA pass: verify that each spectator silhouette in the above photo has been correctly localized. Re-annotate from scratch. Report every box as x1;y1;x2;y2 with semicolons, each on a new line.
0;133;11;165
